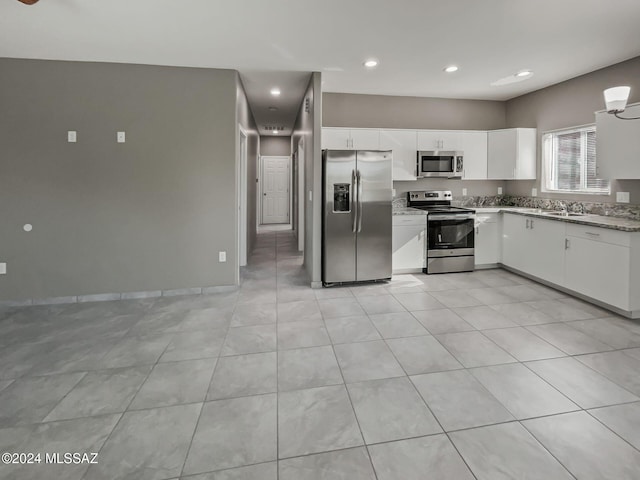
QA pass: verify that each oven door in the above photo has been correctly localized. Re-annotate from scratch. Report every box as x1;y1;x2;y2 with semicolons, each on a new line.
427;215;475;257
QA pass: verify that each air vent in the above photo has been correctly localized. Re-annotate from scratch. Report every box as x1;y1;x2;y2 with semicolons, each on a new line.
264;126;285;131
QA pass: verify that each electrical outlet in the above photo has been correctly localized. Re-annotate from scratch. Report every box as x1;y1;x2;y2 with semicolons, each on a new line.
497;187;503;195
117;132;126;143
67;131;77;143
532;188;538;197
218;251;227;263
0;263;6;275
309;191;312;201
462;188;468;196
616;192;630;203
392;188;396;197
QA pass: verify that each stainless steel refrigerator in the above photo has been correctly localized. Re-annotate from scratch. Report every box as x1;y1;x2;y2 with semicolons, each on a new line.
322;150;392;285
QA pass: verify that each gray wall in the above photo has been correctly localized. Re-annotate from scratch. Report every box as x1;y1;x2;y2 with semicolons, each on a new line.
323;93;506;130
292;73;322;285
323;92;507;199
236;76;260;257
260;136;291;157
0;58;239;301
506;56;640;203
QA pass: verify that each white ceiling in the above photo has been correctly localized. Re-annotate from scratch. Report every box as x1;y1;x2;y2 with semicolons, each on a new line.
2;0;640;134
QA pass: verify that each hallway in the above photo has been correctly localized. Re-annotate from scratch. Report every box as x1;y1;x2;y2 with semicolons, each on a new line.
1;229;640;478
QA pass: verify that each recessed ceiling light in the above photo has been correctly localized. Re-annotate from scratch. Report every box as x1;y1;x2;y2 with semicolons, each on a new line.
516;70;533;77
364;59;378;68
444;65;459;73
268;106;278;112
270;88;281;96
273;130;279;134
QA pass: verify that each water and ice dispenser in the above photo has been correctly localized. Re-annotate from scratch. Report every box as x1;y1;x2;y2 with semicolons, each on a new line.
333;183;351;212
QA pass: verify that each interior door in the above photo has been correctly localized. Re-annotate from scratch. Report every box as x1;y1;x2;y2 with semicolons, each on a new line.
356;150;392;281
262;156;290;224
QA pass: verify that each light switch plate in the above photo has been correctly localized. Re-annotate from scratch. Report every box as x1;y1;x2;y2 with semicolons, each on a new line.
117;132;126;143
462;188;468;196
497;187;503;195
616;192;630;203
532;188;538;197
218;251;226;263
67;131;77;143
392;188;396;197
0;263;6;275
309;190;312;201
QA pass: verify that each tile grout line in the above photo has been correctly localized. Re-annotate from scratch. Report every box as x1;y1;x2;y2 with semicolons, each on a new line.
80;337;174;480
178;279;241;477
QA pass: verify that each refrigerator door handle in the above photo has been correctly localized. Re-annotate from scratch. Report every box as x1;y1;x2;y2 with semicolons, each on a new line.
357;170;363;233
352;169;358;233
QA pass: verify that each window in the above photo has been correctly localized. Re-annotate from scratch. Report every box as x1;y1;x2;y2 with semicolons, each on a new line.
542;125;610;194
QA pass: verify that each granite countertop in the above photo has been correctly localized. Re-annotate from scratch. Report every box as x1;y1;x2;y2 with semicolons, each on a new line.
394;205;640;231
392;207;428;216
497;208;640;232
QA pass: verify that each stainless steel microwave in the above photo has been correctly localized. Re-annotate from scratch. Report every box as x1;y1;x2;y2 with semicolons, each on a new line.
416;151;464;178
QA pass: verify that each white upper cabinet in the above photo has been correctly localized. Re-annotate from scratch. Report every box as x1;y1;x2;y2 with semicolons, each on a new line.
487;128;536;180
380;129;418;181
596;104;640;179
350;129;380;150
322;128;351;149
321;128;380;150
460;131;488;180
417;131;460;151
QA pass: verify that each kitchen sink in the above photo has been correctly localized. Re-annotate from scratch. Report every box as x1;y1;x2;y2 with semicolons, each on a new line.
543;211;585;217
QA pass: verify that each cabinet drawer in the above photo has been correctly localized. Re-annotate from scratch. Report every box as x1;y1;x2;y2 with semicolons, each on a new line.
393;215;426;226
565;224;631;247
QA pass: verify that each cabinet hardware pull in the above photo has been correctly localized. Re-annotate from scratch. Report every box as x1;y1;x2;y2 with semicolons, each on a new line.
530;220;534;229
526;219;530;229
585;231;600;237
565;238;570;249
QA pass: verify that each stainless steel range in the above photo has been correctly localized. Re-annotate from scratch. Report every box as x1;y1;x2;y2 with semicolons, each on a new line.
407;190;475;274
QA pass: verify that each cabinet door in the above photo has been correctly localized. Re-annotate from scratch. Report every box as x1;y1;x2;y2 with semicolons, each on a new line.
392;224;426;272
439;132;461;150
487;130;516;179
350;129;380;150
475;214;499;265
417;131;443;150
515;128;537;179
461;132;488;180
501;214;528;271
322;128;351;149
565;236;630;309
380;130;417;181
596;105;640;179
526;217;566;285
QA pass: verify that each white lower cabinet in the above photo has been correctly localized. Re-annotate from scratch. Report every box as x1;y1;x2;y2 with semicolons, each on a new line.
392;215;426;273
564;225;632;311
475;213;499;265
501;212;640;317
501;214;565;285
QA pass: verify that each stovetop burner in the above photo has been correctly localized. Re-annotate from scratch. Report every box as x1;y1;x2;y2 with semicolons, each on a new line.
406;190;475;214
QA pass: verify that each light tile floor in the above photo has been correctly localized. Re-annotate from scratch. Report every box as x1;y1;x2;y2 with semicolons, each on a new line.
2;228;640;479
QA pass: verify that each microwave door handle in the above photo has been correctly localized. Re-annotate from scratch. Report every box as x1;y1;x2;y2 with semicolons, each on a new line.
357;170;363;233
352;169;357;233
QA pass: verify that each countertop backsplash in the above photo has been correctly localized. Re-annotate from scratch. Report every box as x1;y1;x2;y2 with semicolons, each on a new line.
393;193;640;220
456;195;640;221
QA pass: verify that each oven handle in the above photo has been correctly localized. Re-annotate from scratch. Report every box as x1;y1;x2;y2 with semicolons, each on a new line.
428;214;475;221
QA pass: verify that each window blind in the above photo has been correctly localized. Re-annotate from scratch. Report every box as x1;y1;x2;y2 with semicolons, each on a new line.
544;126;609;194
